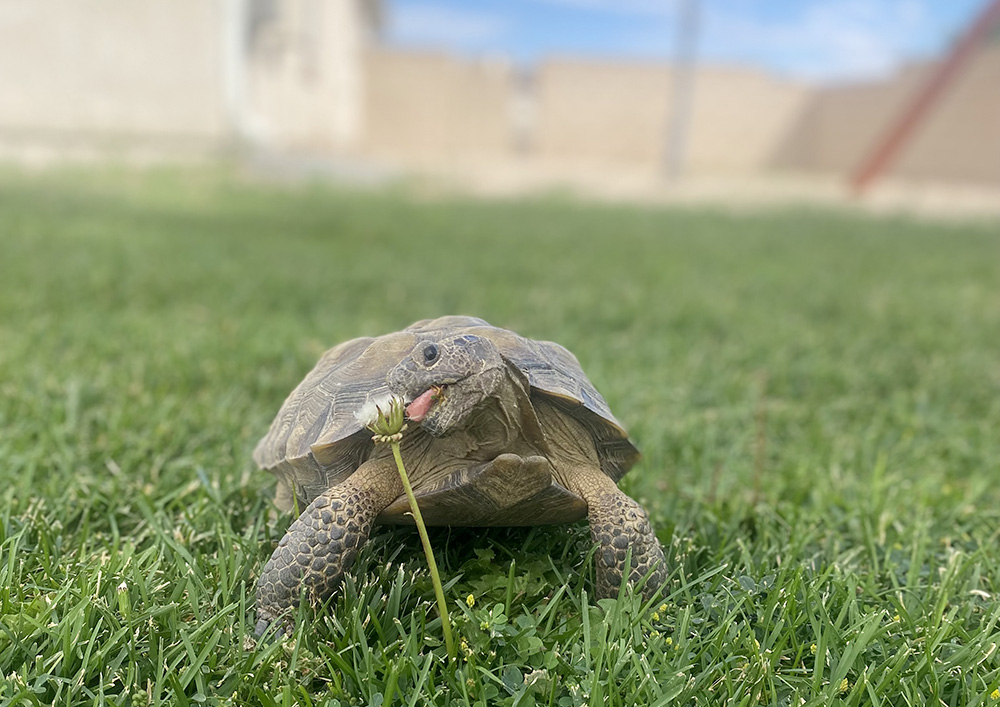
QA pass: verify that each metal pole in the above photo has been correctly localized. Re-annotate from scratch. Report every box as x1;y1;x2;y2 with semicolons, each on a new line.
665;0;699;180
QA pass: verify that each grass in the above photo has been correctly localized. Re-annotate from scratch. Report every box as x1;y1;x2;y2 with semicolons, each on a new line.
0;165;999;706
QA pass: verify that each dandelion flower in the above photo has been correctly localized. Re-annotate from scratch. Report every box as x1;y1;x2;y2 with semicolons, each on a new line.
355;394;407;443
353;393;397;426
356;392;453;659
466;594;476;608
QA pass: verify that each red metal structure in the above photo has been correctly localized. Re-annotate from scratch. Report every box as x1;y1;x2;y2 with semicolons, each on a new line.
850;0;1000;194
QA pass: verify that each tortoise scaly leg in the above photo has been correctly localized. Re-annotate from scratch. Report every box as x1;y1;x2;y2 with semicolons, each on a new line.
568;467;667;600
255;457;402;636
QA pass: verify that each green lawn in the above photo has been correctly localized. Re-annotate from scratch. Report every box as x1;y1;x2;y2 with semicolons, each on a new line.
1;166;999;706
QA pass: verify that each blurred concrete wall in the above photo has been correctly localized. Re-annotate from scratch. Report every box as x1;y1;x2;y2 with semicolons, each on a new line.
533;60;670;173
360;46;1000;187
890;45;1000;184
359;52;809;178
534;58;809;176
773;45;1000;185
0;0;229;144
769;65;930;175
363;50;514;166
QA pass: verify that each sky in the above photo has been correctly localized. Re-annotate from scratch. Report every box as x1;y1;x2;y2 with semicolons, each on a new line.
383;0;991;82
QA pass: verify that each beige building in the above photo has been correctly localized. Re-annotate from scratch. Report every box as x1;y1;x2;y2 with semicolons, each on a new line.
0;0;379;154
0;1;234;147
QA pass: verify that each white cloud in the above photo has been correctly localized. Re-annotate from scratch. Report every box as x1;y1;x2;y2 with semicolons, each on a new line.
536;0;678;16
387;3;509;50
623;0;944;82
707;2;913;80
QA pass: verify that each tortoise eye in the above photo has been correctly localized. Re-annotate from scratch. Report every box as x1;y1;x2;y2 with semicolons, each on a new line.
422;344;439;364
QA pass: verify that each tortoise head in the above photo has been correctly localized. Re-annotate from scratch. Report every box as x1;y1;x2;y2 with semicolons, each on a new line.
387;334;507;436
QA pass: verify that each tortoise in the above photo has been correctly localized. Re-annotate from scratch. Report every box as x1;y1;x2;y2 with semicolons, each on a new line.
253;315;666;635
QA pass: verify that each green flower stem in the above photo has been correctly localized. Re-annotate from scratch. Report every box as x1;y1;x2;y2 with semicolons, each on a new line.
390;440;455;661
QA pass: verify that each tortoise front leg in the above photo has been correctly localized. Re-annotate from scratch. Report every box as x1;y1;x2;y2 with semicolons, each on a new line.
568;467;667;600
255;457;402;636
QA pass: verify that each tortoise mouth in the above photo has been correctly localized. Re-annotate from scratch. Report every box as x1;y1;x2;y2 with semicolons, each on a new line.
405;384;446;422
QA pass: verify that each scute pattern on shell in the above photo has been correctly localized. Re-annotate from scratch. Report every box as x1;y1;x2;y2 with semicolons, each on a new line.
253;316;639;507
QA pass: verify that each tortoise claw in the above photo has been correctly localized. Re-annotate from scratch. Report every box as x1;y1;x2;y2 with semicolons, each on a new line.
253;611;293;640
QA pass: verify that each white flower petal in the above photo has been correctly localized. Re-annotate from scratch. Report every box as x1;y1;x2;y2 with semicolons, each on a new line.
354;393;402;427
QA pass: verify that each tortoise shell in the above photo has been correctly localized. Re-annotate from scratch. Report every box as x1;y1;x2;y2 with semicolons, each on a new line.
254;316;639;511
